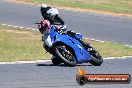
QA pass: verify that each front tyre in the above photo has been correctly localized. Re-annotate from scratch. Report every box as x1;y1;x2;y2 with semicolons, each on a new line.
89;51;103;66
54;44;76;66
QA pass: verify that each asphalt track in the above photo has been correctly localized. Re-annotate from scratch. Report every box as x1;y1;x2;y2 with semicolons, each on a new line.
0;58;132;88
0;0;132;45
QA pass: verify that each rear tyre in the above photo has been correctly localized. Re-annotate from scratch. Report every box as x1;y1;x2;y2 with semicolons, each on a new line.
54;44;76;66
51;56;61;65
89;51;103;66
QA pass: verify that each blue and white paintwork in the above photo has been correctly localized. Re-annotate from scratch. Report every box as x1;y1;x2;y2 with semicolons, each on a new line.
49;25;92;64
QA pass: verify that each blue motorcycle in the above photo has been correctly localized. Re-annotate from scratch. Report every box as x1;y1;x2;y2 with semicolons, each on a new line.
38;23;103;66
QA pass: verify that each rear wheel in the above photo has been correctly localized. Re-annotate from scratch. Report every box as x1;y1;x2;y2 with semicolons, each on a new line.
51;56;61;65
54;44;76;66
89;51;103;66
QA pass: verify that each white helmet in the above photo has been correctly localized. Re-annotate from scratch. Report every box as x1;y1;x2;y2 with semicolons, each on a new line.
47;7;59;17
41;4;47;8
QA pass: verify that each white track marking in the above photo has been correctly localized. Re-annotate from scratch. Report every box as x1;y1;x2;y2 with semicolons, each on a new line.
104;56;132;59
26;28;32;30
19;27;24;29
1;24;6;25
124;45;132;48
0;56;132;64
84;38;132;48
84;38;110;43
8;25;12;27
0;23;37;31
13;26;18;28
32;29;37;30
0;60;51;65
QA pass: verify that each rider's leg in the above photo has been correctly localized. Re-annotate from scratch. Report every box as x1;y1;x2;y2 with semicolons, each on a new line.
44;35;52;47
43;35;53;53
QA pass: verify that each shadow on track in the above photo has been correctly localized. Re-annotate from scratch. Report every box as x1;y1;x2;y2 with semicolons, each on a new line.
36;63;92;67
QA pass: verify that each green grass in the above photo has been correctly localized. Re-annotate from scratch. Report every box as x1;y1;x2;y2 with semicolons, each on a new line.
84;39;132;57
0;25;132;62
30;0;132;14
0;25;52;62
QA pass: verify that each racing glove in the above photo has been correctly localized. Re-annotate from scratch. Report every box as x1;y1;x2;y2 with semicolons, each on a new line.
55;25;67;32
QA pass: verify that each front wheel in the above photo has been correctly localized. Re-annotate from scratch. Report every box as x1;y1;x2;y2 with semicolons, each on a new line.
89;51;103;66
54;44;76;66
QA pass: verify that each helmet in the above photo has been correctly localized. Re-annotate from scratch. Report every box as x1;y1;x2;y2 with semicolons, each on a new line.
47;8;59;19
41;4;47;8
39;20;50;33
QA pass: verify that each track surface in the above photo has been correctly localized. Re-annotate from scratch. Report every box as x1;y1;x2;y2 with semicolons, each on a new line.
0;0;132;45
0;58;132;88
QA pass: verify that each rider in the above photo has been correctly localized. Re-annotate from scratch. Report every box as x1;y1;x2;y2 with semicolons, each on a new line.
40;4;92;51
39;19;92;52
40;4;67;50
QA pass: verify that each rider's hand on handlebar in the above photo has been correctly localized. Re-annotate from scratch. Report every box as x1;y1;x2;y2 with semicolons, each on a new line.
55;25;67;32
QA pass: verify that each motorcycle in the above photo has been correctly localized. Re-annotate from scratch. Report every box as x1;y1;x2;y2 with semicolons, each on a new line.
37;23;103;66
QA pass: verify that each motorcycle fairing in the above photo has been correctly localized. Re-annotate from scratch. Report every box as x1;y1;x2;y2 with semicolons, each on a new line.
50;25;91;63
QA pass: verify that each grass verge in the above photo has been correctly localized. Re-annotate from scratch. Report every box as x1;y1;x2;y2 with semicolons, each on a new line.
0;25;51;62
17;0;132;15
0;24;132;62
